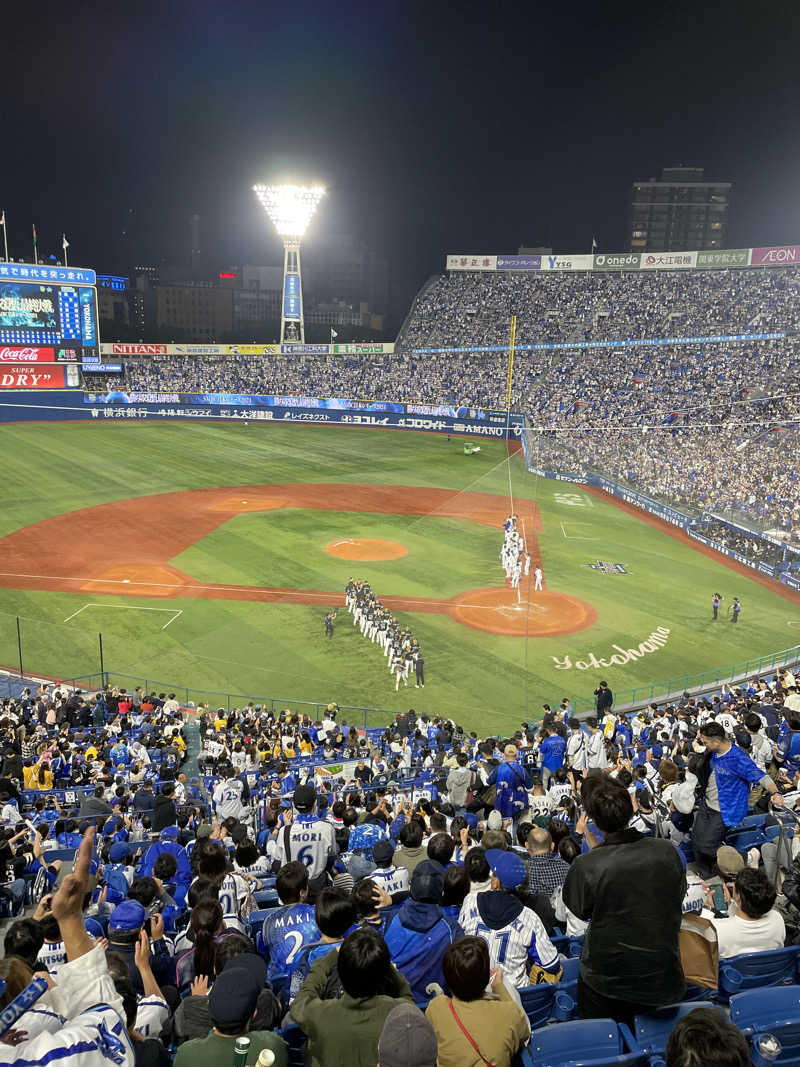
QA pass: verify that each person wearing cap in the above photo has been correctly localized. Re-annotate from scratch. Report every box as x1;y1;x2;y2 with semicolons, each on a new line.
107;899;174;997
292;926;415;1067
377;1002;437;1067
174;952;289;1067
460;849;558;989
384;859;463;1008
563;774;686;1026
693;721;783;878
370;839;410;900
426;935;528;1067
272;783;337;890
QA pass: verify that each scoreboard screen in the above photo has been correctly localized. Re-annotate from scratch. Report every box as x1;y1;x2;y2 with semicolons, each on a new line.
0;273;99;355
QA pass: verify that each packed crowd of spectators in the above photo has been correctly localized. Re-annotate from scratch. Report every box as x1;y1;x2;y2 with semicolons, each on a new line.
401;266;800;349
1;667;800;1064
84;265;800;535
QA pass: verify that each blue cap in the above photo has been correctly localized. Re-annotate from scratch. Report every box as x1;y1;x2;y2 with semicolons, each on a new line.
109;899;146;932
410;859;445;903
463;812;479;830
160;825;179;839
108;842;129;863
485;848;526;890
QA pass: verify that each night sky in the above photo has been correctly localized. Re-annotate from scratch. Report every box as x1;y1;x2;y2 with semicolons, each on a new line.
5;0;800;293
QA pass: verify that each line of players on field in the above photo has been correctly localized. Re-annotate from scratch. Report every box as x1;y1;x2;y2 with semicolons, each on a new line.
501;513;530;590
345;578;424;690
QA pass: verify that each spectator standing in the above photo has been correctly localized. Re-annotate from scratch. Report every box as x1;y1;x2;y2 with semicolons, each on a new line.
562;776;686;1025
523;827;570;897
693;722;783;877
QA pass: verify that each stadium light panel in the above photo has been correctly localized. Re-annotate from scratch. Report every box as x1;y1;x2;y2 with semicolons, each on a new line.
253;183;326;239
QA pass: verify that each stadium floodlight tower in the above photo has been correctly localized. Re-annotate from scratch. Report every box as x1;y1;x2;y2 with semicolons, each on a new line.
253;183;325;344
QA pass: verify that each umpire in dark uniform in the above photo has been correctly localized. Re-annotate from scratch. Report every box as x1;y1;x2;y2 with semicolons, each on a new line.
414;651;425;689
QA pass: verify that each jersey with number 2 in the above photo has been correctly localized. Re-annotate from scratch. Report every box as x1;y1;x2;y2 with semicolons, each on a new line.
261;903;320;980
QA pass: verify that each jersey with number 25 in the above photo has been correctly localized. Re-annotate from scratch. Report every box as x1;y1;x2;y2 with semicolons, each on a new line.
261;903;320;980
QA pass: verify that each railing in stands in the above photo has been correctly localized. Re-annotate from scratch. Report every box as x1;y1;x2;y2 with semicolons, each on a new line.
2;644;799;728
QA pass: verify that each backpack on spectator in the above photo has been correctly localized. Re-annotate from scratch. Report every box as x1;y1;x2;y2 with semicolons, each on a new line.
679;912;719;989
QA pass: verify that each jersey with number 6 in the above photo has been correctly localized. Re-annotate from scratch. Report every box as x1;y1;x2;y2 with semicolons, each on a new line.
273;814;337;879
261;903;320;980
459;894;558;988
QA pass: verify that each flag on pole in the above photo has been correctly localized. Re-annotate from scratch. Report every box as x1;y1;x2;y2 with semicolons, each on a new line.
591;236;598;252
32;224;38;264
62;234;69;251
0;211;5;227
330;328;338;340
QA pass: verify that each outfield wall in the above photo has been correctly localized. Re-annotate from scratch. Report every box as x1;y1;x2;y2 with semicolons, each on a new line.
0;388;525;438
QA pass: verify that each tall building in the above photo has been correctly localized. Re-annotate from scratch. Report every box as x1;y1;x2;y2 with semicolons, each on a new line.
301;233;389;321
630;167;731;253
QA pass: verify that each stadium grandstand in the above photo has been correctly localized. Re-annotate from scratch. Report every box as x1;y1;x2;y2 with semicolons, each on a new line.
2;255;800;1067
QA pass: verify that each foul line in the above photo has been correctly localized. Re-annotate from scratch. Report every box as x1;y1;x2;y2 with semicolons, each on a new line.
63;603;183;630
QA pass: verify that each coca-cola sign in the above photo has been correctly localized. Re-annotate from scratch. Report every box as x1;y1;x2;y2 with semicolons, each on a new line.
0;346;54;363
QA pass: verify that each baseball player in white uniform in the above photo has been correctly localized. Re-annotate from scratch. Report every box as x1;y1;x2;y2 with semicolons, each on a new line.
534;566;543;591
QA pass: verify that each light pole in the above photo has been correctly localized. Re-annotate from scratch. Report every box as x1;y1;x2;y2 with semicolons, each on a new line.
253;183;325;344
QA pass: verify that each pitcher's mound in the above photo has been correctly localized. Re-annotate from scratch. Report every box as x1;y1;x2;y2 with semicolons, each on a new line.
325;538;408;561
450;587;597;637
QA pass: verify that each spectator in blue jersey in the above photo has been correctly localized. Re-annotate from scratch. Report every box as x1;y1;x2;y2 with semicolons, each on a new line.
693;722;784;877
776;714;800;782
287;887;357;999
261;860;320;982
539;729;567;789
491;744;532;832
384;859;463;1007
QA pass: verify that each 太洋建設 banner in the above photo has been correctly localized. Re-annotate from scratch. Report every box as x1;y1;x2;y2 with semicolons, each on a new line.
445;244;800;272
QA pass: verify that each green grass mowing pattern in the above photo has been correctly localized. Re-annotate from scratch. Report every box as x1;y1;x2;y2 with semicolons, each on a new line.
0;422;796;734
171;509;502;599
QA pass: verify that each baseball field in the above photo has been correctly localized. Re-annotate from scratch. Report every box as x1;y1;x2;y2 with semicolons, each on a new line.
0;420;797;735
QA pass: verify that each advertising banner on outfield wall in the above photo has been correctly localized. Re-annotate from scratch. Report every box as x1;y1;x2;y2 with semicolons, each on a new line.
540;254;594;271
446;244;800;272
0;346;55;363
100;342;393;358
445;255;498;271
640;252;697;269
696;249;750;267
0;366;72;388
495;255;541;270
750;245;800;265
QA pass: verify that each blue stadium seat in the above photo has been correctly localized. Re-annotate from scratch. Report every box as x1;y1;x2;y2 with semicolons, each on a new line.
253;888;279;906
730;985;800;1065
528;1018;651;1067
518;984;575;1029
719;946;800;1000
723;827;764;852
276;1023;307;1067
633;1001;722;1055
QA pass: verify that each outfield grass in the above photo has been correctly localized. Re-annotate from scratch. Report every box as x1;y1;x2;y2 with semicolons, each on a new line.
0;421;796;735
